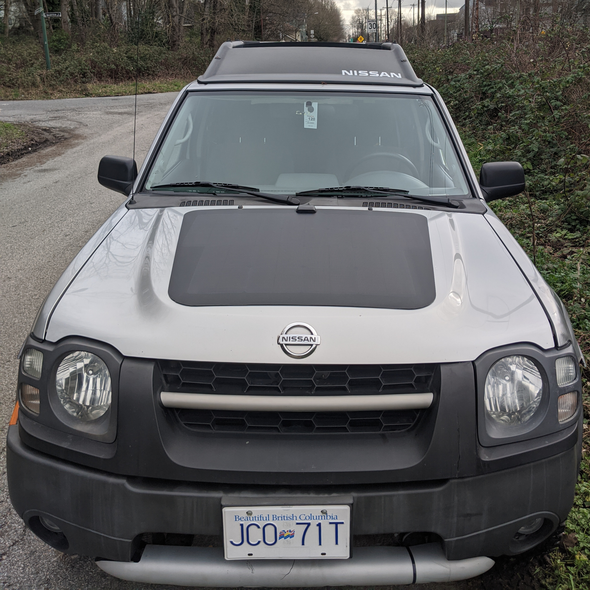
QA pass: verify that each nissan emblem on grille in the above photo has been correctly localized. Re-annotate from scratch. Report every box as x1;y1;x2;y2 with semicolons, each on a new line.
278;323;321;359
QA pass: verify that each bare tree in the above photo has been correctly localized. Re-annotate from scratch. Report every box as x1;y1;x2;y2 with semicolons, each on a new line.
14;0;587;56
58;0;70;34
4;0;10;36
307;0;343;41
349;7;370;39
19;0;43;40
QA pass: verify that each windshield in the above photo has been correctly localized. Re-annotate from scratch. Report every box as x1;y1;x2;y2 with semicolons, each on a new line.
145;91;470;198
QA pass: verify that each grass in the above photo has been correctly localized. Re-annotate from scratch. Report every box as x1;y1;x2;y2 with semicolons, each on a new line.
542;451;590;589
0;121;26;148
0;121;35;161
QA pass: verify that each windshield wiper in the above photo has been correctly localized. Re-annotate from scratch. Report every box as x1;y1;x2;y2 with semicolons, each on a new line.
296;186;460;208
297;185;410;196
149;182;300;205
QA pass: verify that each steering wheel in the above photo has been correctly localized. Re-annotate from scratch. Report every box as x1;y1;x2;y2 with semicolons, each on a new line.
345;152;420;180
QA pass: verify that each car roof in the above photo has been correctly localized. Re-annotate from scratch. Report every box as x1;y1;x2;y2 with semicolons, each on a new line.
197;41;423;87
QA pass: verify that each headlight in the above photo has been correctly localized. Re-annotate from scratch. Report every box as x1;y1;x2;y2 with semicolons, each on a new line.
55;351;112;421
484;355;543;427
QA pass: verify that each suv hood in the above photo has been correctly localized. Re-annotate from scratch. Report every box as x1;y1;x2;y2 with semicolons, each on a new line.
45;206;553;364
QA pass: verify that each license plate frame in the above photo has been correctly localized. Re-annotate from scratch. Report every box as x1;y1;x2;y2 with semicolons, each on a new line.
222;505;350;560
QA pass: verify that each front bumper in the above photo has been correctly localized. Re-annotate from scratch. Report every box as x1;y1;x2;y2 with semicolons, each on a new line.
7;424;579;566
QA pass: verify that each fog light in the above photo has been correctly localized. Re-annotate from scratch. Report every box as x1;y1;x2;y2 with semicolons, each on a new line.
555;357;576;386
28;516;69;552
20;384;40;414
22;349;43;379
558;392;578;423
39;516;62;533
517;518;544;536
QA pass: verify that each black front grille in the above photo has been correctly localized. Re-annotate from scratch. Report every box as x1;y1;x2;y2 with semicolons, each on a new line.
158;361;436;435
176;408;421;434
158;361;435;396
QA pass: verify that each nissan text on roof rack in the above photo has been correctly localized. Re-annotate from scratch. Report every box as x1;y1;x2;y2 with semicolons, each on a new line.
7;41;584;587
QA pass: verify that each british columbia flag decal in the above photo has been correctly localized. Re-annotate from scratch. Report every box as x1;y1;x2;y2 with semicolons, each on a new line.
279;529;295;540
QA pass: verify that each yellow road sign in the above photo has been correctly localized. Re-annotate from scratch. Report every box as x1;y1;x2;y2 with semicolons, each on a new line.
357;35;364;43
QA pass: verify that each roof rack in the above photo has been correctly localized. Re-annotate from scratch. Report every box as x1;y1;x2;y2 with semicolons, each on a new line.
198;41;423;87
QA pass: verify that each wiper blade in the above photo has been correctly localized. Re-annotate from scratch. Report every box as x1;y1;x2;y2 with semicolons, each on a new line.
149;182;300;205
150;181;261;192
297;185;410;196
296;186;459;208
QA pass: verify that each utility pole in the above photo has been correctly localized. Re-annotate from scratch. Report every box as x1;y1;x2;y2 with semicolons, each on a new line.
375;0;379;41
36;0;51;70
398;0;402;44
420;0;425;38
464;0;470;41
4;0;9;37
386;0;390;41
444;0;448;45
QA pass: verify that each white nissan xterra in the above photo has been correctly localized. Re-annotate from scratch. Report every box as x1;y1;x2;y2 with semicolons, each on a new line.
8;42;584;586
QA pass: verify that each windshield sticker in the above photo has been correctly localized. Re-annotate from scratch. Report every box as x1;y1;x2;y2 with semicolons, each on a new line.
304;101;318;129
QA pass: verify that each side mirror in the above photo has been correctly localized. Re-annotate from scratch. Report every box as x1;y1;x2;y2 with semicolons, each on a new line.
479;161;525;203
98;156;138;196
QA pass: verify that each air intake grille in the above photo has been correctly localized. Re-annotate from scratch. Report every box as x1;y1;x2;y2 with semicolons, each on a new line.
158;361;436;435
158;361;435;396
363;201;432;210
175;408;421;434
180;199;234;207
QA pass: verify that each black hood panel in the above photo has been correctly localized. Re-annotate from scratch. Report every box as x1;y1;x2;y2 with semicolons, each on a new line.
169;208;435;309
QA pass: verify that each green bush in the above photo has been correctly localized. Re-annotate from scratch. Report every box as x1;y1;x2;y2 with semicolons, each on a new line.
0;33;212;93
49;29;71;54
408;32;590;343
410;32;590;587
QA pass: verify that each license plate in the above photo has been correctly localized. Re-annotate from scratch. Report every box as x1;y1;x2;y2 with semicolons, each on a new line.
223;505;350;560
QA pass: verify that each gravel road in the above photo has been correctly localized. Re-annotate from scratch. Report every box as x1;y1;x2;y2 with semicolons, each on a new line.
0;94;536;590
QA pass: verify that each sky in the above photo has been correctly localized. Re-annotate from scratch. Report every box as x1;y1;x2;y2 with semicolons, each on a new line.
335;0;464;29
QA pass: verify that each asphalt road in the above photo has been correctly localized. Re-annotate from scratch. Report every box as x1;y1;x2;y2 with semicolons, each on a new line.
0;94;525;590
0;93;189;589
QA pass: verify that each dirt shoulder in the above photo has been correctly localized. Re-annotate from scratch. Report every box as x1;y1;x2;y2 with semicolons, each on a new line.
0;122;67;165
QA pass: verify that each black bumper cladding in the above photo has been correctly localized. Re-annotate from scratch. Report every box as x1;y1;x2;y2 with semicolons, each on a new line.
7;425;578;565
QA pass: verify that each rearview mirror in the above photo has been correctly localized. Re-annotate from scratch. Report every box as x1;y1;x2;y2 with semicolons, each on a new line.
479;161;525;203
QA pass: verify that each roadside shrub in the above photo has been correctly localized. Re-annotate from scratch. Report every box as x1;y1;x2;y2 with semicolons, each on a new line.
0;37;45;89
0;33;211;93
408;34;590;209
410;25;590;590
49;30;71;54
408;31;590;341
